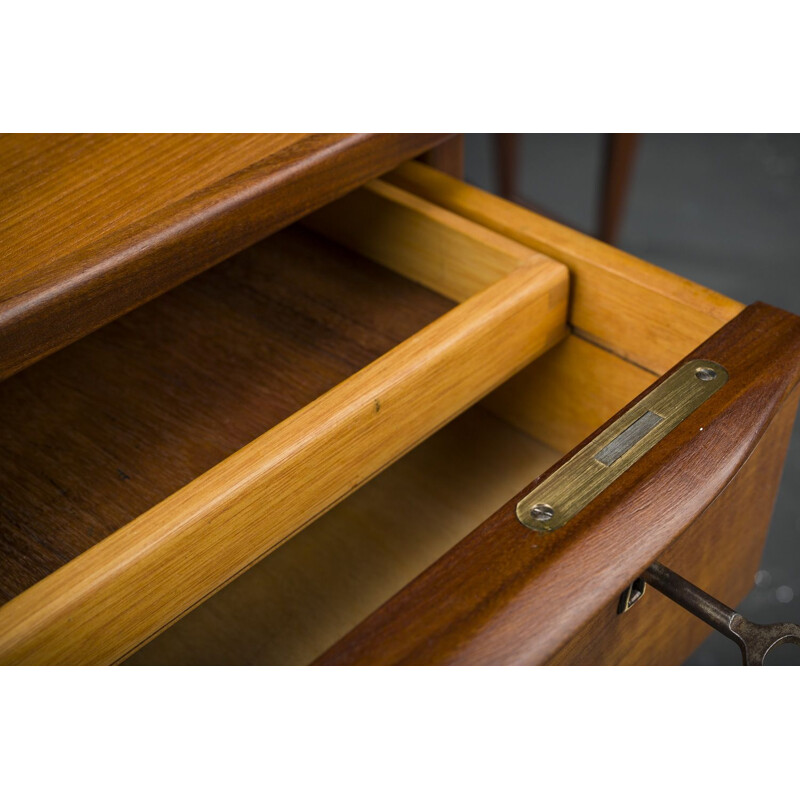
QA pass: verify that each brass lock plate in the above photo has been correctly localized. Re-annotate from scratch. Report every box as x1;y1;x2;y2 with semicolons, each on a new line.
516;359;729;532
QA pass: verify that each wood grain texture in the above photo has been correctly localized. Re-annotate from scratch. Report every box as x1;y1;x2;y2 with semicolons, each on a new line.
126;408;560;665
483;334;656;453
0;133;449;379
305;178;659;455
0;226;455;605
386;160;745;373
548;384;800;665
304;179;554;302
317;303;800;665
0;253;567;664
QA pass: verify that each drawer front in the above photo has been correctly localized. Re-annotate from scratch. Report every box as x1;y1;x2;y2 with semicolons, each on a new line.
317;302;800;664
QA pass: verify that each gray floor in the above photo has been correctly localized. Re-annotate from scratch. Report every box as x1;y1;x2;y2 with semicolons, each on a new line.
464;134;800;665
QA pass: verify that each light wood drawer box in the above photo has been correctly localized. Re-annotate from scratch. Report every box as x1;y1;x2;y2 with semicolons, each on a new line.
1;159;798;665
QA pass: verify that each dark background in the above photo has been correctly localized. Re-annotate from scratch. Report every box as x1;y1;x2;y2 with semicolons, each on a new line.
463;134;800;665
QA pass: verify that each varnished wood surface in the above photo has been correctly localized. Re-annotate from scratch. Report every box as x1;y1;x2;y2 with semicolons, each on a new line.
548;384;800;664
303;177;666;455
386;160;744;373
318;303;800;664
126;408;560;665
0;226;455;605
0;133;449;379
305;179;552;303
483;333;656;453
131;326;797;667
0;240;567;664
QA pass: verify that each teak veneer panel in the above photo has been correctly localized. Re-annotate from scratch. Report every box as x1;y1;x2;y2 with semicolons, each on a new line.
386;160;744;373
0;248;567;664
0;133;449;379
127;407;560;665
0;226;455;604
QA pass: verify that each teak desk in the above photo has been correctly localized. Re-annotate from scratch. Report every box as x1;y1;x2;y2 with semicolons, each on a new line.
0;133;797;665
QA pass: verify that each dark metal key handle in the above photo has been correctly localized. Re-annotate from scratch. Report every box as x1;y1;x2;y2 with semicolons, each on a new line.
643;562;800;666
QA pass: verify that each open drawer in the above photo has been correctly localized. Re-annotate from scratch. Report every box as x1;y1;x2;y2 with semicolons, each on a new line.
2;161;799;665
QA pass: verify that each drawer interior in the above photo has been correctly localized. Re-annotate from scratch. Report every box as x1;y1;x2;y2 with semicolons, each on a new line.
124;175;747;666
0;226;454;603
0;177;567;664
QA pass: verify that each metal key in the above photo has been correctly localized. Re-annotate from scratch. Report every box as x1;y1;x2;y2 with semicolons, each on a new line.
641;562;800;666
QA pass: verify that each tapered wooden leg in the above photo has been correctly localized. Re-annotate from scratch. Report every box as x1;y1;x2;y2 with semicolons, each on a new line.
495;133;518;198
598;133;640;244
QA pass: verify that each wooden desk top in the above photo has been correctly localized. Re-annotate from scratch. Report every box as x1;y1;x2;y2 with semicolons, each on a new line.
0;133;448;379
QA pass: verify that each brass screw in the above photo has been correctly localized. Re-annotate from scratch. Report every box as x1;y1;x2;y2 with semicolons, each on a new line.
695;367;717;381
530;503;554;522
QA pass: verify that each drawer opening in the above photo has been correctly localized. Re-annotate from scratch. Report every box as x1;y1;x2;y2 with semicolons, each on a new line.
0;183;567;664
121;172;752;666
129;275;713;665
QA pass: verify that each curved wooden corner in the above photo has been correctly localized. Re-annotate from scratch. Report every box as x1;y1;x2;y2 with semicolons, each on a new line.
317;302;800;665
